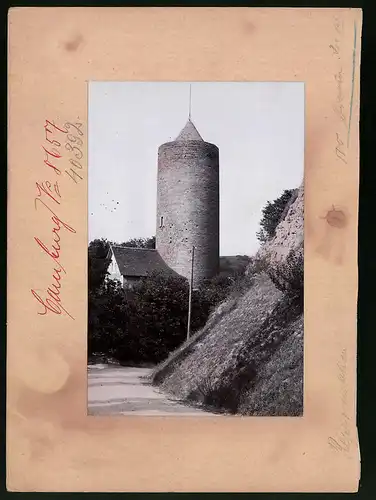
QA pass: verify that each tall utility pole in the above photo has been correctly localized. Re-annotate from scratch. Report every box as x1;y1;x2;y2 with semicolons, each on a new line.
187;245;195;340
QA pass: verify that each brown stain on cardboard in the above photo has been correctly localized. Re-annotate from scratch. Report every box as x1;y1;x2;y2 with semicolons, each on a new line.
325;206;347;229
316;232;345;265
243;20;255;34
14;349;82;425
14;353;126;436
316;207;348;264
64;34;84;52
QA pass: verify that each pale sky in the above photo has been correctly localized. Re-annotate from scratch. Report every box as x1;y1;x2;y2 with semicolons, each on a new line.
89;81;304;256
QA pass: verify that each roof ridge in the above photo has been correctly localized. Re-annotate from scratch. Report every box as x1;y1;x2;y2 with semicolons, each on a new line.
110;246;171;278
112;245;156;251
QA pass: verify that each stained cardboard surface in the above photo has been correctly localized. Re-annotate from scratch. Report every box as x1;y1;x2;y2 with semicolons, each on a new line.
7;7;361;492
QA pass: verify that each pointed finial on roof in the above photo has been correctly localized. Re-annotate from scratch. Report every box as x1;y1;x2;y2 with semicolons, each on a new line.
174;83;204;141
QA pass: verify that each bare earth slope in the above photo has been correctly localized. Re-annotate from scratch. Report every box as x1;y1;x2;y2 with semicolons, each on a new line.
151;184;304;416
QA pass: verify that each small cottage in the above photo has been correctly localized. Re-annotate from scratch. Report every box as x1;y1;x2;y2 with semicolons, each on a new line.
107;245;175;288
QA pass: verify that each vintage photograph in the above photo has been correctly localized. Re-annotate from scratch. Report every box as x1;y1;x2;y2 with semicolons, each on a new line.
88;81;304;416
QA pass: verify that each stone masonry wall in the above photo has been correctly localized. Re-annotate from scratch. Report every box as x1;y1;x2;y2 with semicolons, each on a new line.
156;140;219;287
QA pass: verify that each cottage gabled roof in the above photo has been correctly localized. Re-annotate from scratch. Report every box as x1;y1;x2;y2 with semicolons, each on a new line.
175;119;204;142
110;245;175;278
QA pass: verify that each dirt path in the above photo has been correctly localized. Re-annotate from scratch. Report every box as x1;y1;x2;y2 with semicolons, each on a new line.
88;364;214;416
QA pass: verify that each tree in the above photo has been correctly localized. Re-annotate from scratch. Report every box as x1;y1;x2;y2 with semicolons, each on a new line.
87;236;252;365
88;279;130;356
118;236;156;249
87;268;239;365
128;271;190;361
88;238;111;291
88;239;129;360
256;189;296;243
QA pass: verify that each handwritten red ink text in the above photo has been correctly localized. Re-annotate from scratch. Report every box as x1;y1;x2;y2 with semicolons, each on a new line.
31;119;77;320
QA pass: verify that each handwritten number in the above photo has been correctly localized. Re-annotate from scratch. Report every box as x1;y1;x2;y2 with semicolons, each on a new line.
70;159;82;169
65;168;83;183
64;121;84;136
65;142;83;159
73;147;83;160
67;134;83;147
61;121;84;183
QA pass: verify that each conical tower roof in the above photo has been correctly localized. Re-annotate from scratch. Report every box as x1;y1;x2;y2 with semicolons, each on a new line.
175;119;203;142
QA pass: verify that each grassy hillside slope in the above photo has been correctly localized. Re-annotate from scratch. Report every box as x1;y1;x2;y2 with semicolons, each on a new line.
151;185;304;416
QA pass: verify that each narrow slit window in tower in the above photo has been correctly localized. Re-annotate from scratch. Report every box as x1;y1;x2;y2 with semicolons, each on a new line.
159;216;164;228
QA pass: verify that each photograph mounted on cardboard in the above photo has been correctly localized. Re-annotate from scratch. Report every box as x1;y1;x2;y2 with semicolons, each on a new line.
88;81;304;417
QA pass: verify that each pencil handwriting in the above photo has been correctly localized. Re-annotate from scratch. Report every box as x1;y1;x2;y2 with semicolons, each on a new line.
328;348;352;452
330;19;348;165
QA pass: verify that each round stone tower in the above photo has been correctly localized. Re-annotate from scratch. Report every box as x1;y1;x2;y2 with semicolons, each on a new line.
156;119;219;287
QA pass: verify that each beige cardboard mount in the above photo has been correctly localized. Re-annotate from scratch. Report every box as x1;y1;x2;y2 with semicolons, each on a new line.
7;7;361;492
